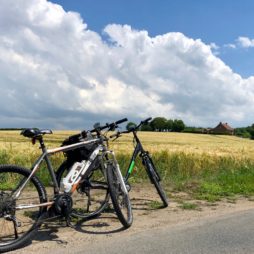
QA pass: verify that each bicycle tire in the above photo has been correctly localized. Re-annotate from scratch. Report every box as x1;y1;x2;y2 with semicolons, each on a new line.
0;165;47;253
143;156;168;208
106;162;133;228
56;160;109;220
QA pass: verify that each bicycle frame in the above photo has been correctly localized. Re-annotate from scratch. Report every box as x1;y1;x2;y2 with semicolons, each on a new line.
13;137;100;210
124;131;146;181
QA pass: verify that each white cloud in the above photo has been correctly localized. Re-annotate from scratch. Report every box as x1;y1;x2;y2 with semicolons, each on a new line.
224;43;236;49
237;36;254;48
0;0;254;129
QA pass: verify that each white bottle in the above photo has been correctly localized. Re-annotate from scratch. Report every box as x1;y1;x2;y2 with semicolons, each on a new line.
61;161;87;193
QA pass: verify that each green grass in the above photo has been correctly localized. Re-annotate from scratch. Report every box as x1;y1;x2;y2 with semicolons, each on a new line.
1;150;254;202
148;200;164;209
117;151;254;201
179;202;199;210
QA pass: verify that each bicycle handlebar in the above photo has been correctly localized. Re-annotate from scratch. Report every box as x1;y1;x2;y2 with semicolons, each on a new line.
115;118;128;125
95;118;128;132
141;117;152;125
110;117;152;139
81;118;128;137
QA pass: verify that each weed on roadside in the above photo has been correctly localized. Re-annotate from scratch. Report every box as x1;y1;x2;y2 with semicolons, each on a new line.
179;202;199;210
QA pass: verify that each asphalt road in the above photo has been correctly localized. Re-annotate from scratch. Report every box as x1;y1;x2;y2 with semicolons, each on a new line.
65;209;254;254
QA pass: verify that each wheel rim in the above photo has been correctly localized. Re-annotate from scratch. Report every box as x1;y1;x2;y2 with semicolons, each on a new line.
111;169;130;221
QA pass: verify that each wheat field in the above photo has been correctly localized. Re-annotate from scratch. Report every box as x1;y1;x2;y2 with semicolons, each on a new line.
110;131;254;158
0;130;254;159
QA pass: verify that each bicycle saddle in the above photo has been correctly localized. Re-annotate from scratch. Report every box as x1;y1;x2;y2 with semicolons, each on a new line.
21;128;53;138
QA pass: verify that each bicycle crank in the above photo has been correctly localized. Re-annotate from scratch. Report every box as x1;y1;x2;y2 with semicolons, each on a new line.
53;194;73;227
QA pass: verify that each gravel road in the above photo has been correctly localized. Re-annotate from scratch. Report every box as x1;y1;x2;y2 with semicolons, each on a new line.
10;185;254;254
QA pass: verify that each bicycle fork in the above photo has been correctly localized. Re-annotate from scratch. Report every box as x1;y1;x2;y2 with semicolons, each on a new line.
105;150;128;194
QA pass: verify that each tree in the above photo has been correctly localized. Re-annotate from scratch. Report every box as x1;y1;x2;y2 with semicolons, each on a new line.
249;125;254;139
172;119;185;132
236;123;254;139
165;119;173;131
150;117;167;131
140;124;153;131
126;122;137;131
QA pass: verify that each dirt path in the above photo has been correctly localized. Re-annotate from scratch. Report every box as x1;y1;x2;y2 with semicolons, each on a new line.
11;184;254;254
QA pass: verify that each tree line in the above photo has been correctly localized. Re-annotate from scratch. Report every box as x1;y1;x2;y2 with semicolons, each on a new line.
234;124;254;139
127;117;185;132
126;118;254;139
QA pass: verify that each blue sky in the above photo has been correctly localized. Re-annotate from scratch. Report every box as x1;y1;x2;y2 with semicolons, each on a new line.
0;0;254;129
51;0;254;78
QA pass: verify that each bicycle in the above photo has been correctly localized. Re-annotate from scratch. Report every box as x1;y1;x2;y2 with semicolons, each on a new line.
0;119;132;253
56;119;133;224
110;118;168;207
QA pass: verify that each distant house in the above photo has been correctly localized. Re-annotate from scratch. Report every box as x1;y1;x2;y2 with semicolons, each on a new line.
202;128;212;134
211;122;234;135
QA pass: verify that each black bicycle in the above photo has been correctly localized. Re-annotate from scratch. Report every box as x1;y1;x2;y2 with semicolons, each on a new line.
0;119;132;253
110;118;168;207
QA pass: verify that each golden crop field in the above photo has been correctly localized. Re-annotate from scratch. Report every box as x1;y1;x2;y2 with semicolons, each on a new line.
110;131;254;158
0;130;253;160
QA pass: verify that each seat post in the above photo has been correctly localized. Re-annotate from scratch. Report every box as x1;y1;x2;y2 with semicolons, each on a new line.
38;137;47;153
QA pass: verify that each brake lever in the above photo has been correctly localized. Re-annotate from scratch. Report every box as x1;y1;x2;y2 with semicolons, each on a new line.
112;135;121;142
110;131;121;141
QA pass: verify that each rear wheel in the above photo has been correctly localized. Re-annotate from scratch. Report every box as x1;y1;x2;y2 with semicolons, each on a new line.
56;160;109;219
106;162;133;228
0;165;47;253
143;155;168;208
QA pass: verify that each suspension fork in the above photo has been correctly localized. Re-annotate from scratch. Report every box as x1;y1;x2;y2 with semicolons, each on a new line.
104;150;128;194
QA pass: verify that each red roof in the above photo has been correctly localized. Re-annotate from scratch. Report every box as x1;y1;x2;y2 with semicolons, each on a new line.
214;122;234;131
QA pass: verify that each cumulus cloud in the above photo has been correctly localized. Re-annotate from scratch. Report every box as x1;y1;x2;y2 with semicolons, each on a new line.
237;36;254;48
0;0;254;129
224;37;254;49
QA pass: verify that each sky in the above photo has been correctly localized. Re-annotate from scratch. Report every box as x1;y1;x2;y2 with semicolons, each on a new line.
0;0;254;129
50;0;254;78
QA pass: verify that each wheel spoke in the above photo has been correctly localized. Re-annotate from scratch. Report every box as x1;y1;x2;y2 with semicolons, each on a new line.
0;165;46;252
107;162;133;228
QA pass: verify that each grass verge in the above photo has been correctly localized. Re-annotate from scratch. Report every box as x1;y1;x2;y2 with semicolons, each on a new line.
0;149;254;202
118;151;254;202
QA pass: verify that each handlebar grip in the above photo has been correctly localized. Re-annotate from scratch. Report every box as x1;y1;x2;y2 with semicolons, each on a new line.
81;130;87;138
115;118;128;125
141;117;152;124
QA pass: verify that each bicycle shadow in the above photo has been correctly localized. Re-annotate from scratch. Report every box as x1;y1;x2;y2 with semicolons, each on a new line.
34;226;68;244
22;213;125;248
19;198;163;250
74;214;125;235
18;222;69;250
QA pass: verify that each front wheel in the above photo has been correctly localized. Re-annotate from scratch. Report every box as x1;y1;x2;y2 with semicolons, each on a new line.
106;162;133;228
143;155;168;208
0;165;47;253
